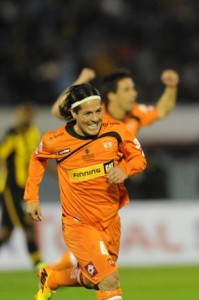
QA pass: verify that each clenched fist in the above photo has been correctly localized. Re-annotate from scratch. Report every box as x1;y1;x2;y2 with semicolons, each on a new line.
107;166;127;184
160;69;180;87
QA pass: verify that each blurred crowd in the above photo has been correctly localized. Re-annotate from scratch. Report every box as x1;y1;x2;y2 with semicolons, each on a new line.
0;0;198;106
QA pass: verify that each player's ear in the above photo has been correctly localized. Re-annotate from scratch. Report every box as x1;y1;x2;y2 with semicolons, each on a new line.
107;92;116;103
71;109;77;120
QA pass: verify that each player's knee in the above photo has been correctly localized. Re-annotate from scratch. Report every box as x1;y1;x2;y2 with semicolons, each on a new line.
98;271;120;291
83;278;98;290
77;270;98;290
78;270;120;291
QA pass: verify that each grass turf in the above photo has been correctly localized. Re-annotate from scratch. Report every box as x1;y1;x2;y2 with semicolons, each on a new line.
0;265;199;300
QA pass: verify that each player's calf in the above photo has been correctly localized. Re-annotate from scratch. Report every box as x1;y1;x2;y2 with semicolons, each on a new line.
96;271;123;299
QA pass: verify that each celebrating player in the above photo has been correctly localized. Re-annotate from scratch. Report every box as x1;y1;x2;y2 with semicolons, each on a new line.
24;83;147;300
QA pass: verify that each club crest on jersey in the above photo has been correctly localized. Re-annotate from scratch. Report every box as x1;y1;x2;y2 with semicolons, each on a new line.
57;148;70;155
103;140;112;150
85;262;98;277
85;149;89;154
82;148;95;161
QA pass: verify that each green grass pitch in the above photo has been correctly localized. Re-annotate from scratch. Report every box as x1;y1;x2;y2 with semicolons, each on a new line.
0;265;199;300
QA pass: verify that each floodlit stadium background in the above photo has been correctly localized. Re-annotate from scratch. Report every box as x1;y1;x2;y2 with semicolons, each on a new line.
0;1;199;299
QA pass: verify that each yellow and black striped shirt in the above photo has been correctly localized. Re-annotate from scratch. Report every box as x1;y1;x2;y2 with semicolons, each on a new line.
0;125;40;192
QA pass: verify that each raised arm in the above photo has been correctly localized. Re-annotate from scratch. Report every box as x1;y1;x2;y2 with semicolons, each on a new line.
156;69;180;119
51;68;96;119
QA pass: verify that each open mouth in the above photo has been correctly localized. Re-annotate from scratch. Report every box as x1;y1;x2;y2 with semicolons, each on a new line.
87;123;99;129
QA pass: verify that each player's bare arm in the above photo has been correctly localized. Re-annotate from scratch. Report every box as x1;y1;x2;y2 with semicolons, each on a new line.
156;69;180;119
51;68;96;119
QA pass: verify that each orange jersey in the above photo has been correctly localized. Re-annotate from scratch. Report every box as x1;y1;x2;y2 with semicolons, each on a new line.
104;102;158;136
24;117;146;229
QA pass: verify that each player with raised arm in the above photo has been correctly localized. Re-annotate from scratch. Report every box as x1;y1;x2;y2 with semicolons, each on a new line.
35;67;179;299
24;83;146;300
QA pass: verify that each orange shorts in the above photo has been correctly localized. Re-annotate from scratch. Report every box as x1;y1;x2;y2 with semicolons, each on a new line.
62;214;121;284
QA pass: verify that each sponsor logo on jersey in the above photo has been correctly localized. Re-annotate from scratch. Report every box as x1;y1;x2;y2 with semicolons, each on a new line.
54;132;64;138
103;160;114;173
107;258;116;266
57;148;70;155
39;141;43;150
82;148;95;161
102;121;120;127
35;141;43;155
48;132;64;140
85;262;98;277
68;160;114;182
133;138;141;149
138;104;154;112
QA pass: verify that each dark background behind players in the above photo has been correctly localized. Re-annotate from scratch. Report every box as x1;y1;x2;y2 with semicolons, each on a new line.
0;0;198;201
0;0;198;106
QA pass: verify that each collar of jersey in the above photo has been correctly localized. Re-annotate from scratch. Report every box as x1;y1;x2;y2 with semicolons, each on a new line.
65;123;99;140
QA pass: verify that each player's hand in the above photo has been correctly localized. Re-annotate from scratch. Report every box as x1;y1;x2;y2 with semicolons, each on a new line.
107;166;127;184
26;202;42;222
160;69;180;87
76;68;96;84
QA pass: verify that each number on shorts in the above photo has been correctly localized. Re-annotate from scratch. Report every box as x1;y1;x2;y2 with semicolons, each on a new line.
133;138;141;149
99;241;109;255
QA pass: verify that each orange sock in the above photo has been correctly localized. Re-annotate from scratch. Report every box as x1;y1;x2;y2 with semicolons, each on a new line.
96;289;123;300
48;266;81;290
96;290;101;300
50;252;77;271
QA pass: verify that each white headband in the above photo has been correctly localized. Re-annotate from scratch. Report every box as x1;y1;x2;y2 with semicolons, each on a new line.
71;95;101;109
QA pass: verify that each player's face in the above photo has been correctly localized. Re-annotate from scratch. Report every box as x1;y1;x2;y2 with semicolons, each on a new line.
16;105;35;127
72;100;103;136
114;78;138;112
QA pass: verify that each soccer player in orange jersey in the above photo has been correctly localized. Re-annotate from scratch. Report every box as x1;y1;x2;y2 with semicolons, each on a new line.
101;68;179;135
24;83;146;300
52;67;179;136
36;67;179;299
